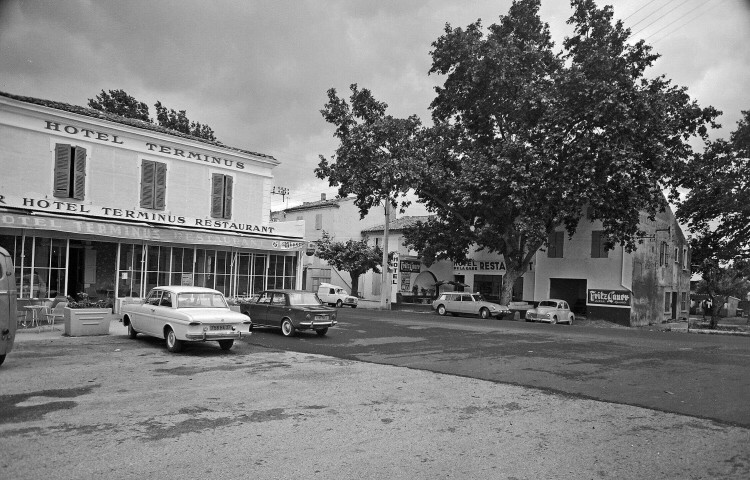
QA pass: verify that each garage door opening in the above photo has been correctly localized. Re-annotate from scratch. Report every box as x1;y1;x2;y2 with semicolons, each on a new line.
549;278;587;315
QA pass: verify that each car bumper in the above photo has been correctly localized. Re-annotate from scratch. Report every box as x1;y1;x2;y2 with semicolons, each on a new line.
184;330;249;341
297;320;337;330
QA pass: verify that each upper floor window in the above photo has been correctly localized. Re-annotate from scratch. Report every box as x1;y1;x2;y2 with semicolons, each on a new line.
547;231;564;258
659;241;669;266
140;160;167;210
683;248;688;271
211;173;233;219
53;143;86;200
315;213;323;230
590;230;609;258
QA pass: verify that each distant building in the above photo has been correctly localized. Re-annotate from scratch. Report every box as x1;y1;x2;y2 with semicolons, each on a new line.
0;91;304;308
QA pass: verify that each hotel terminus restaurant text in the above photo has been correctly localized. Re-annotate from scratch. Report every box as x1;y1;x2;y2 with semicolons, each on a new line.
0;91;305;312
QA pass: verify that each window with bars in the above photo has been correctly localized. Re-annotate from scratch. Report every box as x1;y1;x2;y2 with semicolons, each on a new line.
53;143;86;200
211;173;233;219
140;160;167;210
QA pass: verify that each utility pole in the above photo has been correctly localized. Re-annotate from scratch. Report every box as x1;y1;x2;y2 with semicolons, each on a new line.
380;198;391;310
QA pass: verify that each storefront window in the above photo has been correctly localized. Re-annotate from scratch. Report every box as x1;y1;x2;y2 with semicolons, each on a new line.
253;255;267;293
170;247;193;286
267;254;296;290
118;243;144;297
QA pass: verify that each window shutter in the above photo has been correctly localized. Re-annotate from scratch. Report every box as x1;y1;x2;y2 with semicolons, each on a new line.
223;175;233;219
315;213;323;230
555;231;564;258
72;146;86;200
154;162;167;210
211;174;224;218
53;144;72;197
591;231;600;258
140;160;155;208
547;232;556;258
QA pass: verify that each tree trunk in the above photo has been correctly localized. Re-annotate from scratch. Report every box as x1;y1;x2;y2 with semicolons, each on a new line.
500;266;523;306
350;273;360;298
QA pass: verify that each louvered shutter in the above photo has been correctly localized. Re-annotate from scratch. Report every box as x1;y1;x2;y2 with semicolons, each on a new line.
72;147;87;200
140;160;155;208
555;231;564;258
591;231;601;258
154;162;166;210
547;232;556;258
211;174;224;218
53;144;72;197
223;175;233;219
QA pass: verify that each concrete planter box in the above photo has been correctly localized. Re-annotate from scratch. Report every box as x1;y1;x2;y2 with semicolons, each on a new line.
64;307;114;336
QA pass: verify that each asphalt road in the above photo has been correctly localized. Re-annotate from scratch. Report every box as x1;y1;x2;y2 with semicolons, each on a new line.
244;308;750;427
1;318;749;479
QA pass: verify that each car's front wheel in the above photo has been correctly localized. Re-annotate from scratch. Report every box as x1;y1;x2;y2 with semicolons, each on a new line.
165;328;183;353
218;339;234;351
127;322;138;339
550;316;557;325
479;308;490;319
315;328;328;336
437;305;447;316
281;318;296;337
336;299;343;308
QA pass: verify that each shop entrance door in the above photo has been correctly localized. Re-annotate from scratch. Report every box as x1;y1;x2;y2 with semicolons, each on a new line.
67;241;85;298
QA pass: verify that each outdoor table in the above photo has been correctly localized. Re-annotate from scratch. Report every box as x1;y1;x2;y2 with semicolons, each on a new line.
23;304;48;332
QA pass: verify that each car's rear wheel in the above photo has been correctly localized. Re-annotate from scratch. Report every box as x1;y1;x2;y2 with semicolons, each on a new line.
281;318;296;337
479;308;490;319
0;354;5;367
165;328;183;353
315;328;328;336
336;299;343;308
437;305;447;316
568;315;574;325
218;339;234;351
127;322;138;339
351;305;357;308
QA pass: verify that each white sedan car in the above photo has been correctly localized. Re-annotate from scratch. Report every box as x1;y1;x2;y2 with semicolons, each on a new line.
525;299;575;324
121;286;252;352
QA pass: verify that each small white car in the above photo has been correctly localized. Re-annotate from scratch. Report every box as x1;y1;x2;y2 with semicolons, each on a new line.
121;286;252;352
432;292;511;319
317;283;358;308
526;299;574;324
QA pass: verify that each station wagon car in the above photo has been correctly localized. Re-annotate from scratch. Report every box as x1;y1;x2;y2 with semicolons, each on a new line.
525;299;574;324
121;286;252;352
432;292;511;319
240;290;337;336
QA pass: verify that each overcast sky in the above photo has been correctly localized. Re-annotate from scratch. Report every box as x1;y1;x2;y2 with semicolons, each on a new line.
1;0;748;213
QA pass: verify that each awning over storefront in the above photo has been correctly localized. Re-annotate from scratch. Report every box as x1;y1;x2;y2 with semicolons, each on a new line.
0;211;305;251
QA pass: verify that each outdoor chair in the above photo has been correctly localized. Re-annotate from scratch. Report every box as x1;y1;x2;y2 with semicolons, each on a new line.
44;302;67;331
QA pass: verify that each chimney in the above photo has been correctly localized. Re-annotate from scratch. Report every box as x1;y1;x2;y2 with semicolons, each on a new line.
321;193;326;201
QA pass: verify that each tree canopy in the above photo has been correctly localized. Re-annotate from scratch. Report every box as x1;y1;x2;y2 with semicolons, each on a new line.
87;89;217;141
315;84;422;218
676;110;750;326
402;0;718;303
313;231;384;297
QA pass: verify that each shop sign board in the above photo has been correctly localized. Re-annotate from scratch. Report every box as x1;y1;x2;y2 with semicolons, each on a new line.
588;289;631;308
454;259;506;274
181;274;194;286
399;260;421;273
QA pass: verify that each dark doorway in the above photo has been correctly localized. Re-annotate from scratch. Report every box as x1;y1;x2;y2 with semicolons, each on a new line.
67;240;85;298
549;278;587;314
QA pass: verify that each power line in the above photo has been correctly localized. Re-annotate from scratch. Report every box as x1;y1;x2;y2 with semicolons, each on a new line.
628;0;681;29
630;0;691;38
647;0;724;44
622;0;659;22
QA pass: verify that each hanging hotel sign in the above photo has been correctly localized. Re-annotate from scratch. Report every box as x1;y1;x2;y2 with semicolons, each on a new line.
588;289;632;307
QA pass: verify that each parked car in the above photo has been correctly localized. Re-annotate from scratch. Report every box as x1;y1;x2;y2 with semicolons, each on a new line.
121;286;252;353
432;292;511;319
525;299;574;324
240;290;337;336
317;283;358;308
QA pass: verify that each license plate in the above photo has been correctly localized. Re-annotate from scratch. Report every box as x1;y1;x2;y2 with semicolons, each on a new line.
314;315;329;321
209;325;230;331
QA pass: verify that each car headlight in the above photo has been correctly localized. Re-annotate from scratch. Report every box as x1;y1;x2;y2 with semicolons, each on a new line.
305;313;311;320
543;313;550;318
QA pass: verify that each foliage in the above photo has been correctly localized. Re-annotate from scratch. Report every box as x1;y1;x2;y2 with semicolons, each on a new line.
154;101;217;141
316;84;422;218
313;231;384;297
88;89;150;121
677;110;750;327
87;89;217;141
67;292;111;309
403;0;717;304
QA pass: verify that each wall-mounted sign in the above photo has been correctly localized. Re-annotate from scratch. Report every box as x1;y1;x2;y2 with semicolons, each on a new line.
181;274;194;286
399;260;421;273
588;289;632;307
454;259;506;274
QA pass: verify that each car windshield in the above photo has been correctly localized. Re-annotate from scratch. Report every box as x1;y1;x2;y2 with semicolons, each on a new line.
470;294;485;301
176;292;228;308
539;301;558;307
288;292;322;306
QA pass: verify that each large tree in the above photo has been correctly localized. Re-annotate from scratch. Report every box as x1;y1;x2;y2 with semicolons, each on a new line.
313;231;384;298
88;89;218;141
677;110;750;327
404;0;718;304
88;89;150;121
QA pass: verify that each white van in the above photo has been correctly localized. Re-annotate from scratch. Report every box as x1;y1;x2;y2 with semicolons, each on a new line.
317;283;358;308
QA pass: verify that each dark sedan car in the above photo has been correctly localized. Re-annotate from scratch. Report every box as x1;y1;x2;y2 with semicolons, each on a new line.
240;290;337;337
